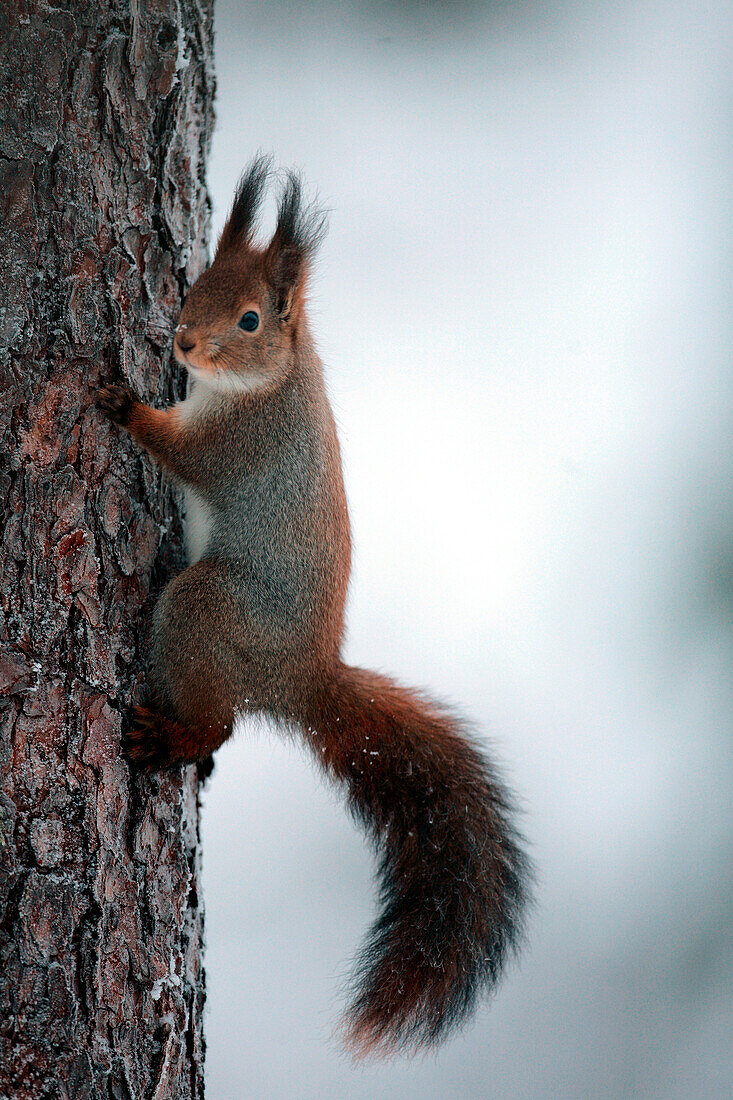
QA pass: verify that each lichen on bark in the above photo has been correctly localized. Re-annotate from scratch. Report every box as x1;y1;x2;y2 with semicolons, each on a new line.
0;1;215;1096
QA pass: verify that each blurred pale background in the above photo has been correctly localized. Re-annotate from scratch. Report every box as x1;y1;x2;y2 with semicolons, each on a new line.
199;1;732;1096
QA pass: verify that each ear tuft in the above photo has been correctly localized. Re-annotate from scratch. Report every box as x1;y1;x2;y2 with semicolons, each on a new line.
265;170;329;318
217;154;272;254
274;170;329;260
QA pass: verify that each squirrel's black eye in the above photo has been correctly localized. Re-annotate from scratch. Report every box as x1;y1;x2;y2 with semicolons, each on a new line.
238;310;260;333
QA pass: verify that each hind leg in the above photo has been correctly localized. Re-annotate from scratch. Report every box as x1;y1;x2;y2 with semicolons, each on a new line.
122;707;227;770
124;560;248;769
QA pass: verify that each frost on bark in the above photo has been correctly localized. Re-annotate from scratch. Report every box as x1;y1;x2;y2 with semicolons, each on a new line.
0;1;215;1096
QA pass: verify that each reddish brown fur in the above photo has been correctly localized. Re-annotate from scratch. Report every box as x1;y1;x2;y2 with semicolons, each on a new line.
125;706;230;769
98;160;529;1055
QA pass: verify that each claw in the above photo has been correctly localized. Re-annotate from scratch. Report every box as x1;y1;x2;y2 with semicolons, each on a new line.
98;382;134;426
197;754;216;783
122;706;176;771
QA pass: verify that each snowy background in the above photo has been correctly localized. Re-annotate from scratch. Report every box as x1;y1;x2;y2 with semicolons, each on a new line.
199;2;732;1096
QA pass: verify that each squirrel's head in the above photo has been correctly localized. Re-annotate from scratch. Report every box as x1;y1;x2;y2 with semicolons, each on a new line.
174;157;327;395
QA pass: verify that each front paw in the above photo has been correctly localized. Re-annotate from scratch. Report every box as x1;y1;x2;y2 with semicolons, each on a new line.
98;382;135;426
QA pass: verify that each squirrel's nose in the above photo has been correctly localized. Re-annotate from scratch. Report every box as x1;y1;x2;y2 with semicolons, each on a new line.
176;331;196;353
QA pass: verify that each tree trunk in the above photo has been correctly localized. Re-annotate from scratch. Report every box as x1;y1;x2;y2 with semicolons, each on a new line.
0;2;214;1096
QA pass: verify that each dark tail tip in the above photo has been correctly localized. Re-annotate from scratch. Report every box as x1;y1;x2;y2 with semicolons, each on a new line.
304;665;531;1057
342;805;531;1056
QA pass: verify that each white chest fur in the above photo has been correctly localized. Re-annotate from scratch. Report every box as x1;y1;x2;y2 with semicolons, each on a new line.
177;377;215;424
183;485;213;564
177;380;216;564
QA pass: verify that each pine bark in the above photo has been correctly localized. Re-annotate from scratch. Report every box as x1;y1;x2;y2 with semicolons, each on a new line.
0;1;215;1096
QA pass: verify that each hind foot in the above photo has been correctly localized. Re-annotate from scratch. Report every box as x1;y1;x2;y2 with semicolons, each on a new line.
122;706;183;770
122;705;229;771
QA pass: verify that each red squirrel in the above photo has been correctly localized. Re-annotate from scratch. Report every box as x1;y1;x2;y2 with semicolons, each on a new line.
98;158;529;1055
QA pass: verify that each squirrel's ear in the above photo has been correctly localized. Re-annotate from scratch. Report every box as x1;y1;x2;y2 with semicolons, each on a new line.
216;155;271;255
264;171;328;320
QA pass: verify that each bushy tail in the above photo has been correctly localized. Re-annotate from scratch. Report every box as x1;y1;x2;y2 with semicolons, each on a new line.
301;662;530;1055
